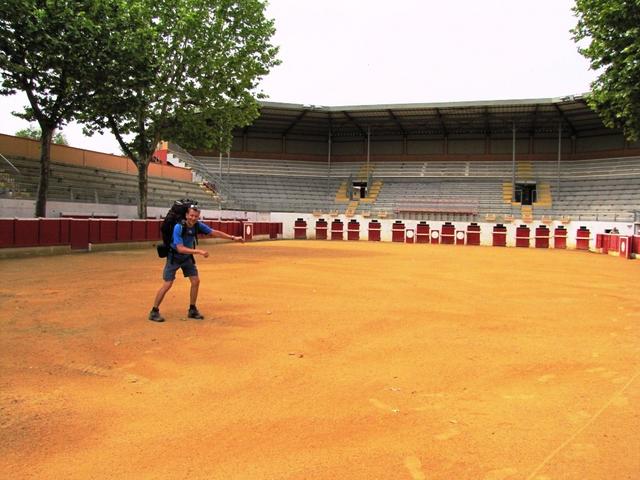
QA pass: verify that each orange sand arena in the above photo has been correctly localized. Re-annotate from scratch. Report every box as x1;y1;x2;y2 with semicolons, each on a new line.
1;240;639;479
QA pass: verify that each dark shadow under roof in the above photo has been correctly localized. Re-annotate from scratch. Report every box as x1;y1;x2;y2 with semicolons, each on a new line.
242;95;617;138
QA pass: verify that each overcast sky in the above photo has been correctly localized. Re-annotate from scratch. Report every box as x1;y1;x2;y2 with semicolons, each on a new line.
0;0;596;155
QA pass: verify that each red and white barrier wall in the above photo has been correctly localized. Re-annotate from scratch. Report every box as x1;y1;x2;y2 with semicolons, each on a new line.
0;218;282;251
272;213;639;259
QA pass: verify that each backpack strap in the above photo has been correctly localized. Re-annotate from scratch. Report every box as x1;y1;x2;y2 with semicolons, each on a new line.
173;220;198;264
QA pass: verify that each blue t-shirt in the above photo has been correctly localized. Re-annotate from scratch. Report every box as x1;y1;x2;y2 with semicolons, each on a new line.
171;221;213;250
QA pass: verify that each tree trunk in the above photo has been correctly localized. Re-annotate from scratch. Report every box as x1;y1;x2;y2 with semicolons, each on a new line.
35;128;54;217
136;159;150;219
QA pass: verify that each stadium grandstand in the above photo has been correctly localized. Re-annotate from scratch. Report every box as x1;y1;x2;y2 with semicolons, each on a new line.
2;95;640;245
189;96;640;224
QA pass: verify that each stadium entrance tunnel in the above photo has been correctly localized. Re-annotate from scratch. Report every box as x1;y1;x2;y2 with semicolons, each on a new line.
352;181;367;199
515;182;537;205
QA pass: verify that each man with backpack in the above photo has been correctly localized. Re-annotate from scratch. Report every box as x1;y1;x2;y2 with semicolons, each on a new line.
149;203;243;322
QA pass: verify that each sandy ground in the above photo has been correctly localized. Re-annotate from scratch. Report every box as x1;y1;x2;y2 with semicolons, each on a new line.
1;240;639;480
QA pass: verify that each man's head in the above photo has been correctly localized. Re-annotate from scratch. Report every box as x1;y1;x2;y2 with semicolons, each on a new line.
185;206;200;226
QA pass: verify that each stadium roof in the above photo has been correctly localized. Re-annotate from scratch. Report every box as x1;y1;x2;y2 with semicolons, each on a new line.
244;95;616;138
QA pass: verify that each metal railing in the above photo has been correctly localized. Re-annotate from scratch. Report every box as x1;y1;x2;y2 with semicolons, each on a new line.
0;153;20;174
166;143;257;211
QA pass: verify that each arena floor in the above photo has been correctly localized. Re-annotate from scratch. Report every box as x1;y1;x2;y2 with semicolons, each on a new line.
1;240;639;479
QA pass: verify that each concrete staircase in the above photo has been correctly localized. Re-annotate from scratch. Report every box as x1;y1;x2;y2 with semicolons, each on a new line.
516;160;533;181
534;182;553;207
345;200;359;217
334;181;349;203
361;179;383;204
502;182;513;204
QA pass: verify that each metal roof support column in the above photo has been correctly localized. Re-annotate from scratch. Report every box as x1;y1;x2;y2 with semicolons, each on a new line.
557;122;562;201
511;122;516;202
327;131;332;195
367;126;371;176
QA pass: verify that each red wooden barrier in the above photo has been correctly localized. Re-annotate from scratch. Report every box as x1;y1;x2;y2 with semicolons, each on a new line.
1;219;283;249
391;221;405;243
146;220;162;241
69;219;90;250
416;222;430;244
441;222;455;245
368;220;381;241
14;219;39;247
131;220;147;241
632;235;640;255
515;225;530;248
59;219;70;244
347;220;360;241
39;218;62;246
576;226;591;250
492;224;507;247
294;218;307;239
116;220;132;242
554;226;567;249
466;223;481;246
0;219;14;247
331;219;344;240
100;219;117;243
88;219;101;243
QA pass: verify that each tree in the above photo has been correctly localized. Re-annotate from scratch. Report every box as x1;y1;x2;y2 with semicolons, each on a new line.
0;0;124;217
573;0;640;142
84;0;279;219
15;125;68;145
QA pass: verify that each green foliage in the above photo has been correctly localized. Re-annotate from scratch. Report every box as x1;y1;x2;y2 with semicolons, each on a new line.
15;125;68;145
86;0;279;160
573;0;640;142
0;0;129;216
83;0;280;218
0;0;119;129
1;0;279;218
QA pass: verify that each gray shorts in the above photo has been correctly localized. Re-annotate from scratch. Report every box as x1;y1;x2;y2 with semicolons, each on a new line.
163;254;198;281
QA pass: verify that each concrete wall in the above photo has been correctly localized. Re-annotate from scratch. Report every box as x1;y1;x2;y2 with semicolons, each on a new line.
0;198;268;221
491;138;530;154
332;139;364;155
246;136;281;153
229;129;639;161
576;135;626;152
407;139;444;155
286;138;328;155
371;139;403;155
0;133;191;181
533;138;572;154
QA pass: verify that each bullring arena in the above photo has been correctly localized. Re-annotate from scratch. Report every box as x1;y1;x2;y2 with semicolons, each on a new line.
1;239;639;479
1;97;640;479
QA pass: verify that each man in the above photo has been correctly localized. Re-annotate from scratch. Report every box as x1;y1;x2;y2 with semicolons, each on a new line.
149;206;243;322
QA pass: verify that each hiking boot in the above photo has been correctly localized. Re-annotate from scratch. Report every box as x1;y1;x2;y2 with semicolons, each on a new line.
187;307;204;320
148;309;165;322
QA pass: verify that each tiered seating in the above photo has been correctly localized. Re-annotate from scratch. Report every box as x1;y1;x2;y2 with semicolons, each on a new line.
196;156;327;177
529;157;640;220
534;178;640;221
7;153;637;221
0;156;217;209
223;174;341;213
373;179;512;220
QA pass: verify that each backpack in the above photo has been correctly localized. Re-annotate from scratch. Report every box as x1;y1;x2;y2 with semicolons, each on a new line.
157;198;198;258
